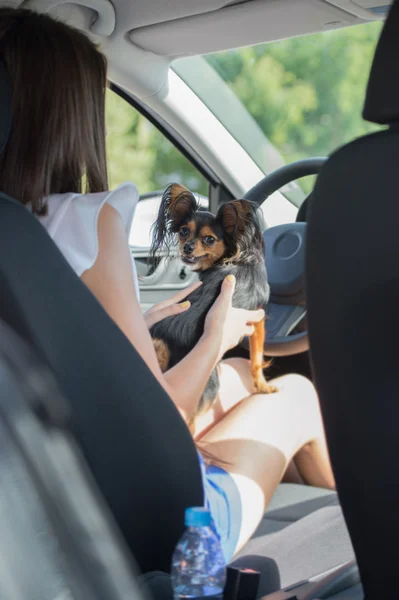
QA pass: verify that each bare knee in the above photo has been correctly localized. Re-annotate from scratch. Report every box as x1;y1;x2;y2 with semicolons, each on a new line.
275;372;314;394
294;376;322;425
269;374;324;445
277;374;320;412
203;372;323;459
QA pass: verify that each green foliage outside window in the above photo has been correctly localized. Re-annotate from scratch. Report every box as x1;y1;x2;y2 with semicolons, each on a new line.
106;23;383;196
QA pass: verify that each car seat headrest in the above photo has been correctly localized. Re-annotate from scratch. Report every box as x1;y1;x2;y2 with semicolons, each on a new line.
0;61;11;154
363;0;399;125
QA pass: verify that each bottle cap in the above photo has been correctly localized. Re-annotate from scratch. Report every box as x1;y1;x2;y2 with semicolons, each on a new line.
185;507;211;527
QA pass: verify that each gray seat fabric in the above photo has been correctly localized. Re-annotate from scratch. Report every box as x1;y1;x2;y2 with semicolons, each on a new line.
234;505;355;594
257;483;339;536
232;484;354;597
330;584;363;599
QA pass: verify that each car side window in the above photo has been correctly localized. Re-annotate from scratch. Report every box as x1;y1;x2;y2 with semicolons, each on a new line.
106;89;208;248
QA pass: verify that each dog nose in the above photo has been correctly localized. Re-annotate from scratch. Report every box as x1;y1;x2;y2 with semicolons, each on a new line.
184;242;195;254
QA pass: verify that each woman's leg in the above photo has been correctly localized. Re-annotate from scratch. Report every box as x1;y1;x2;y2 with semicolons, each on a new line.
198;373;335;553
193;357;266;439
194;358;304;484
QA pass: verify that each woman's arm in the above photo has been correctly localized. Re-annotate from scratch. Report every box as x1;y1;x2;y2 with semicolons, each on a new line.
82;204;263;422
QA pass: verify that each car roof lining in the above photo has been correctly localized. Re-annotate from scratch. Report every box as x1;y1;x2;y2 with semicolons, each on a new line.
6;0;390;99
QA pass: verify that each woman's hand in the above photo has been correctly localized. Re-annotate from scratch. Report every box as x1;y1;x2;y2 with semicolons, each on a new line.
203;274;265;360
144;281;202;328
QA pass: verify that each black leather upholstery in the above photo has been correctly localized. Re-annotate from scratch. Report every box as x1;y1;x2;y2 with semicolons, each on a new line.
307;3;399;591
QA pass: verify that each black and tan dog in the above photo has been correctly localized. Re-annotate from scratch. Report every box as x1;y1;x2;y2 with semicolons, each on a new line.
149;183;277;426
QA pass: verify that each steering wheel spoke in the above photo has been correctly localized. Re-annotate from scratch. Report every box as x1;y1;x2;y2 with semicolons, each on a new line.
265;304;307;356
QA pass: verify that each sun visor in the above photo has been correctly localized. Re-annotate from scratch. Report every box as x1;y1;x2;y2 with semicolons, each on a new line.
128;0;363;57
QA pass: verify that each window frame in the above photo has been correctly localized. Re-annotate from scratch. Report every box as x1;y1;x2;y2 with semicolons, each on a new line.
109;84;234;214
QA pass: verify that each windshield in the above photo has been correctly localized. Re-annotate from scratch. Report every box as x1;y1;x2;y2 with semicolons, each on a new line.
175;22;384;192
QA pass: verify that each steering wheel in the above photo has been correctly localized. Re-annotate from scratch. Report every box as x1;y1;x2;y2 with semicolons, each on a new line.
242;157;327;357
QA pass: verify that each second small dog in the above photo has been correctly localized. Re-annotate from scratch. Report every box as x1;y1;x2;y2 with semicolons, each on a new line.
149;183;277;427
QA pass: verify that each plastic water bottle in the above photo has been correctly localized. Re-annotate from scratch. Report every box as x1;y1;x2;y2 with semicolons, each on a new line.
171;507;226;599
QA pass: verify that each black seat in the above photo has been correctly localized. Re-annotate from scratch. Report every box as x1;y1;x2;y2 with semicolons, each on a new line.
306;1;399;596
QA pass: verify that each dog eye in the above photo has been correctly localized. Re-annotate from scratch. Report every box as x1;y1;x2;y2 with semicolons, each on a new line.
179;227;189;238
203;236;216;246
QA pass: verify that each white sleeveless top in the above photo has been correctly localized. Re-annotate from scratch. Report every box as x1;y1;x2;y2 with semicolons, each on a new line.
37;182;140;297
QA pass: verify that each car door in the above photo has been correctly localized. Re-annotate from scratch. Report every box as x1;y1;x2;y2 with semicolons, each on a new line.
106;88;211;312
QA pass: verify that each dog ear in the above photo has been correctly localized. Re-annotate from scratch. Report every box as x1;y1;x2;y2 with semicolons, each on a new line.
165;183;198;226
217;199;253;237
216;199;263;263
149;183;199;266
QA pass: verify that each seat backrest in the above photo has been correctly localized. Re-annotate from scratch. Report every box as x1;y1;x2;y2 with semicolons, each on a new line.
0;321;146;600
0;71;203;573
0;191;203;574
306;1;399;596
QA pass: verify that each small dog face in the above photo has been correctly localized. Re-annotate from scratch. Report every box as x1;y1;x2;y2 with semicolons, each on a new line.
150;183;264;271
178;213;226;271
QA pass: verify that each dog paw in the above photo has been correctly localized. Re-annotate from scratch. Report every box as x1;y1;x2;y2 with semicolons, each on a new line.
253;378;278;394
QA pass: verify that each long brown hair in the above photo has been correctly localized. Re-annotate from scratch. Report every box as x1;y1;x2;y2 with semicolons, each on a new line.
0;8;108;215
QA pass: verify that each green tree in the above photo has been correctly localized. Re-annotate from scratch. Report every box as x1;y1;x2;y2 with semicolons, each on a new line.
207;22;383;164
106;90;207;195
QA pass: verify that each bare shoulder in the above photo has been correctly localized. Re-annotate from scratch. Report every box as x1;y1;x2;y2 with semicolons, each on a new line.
97;201;127;242
85;201;132;277
98;200;123;224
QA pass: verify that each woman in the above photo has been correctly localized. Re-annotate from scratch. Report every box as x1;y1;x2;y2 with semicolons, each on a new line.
0;8;334;562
